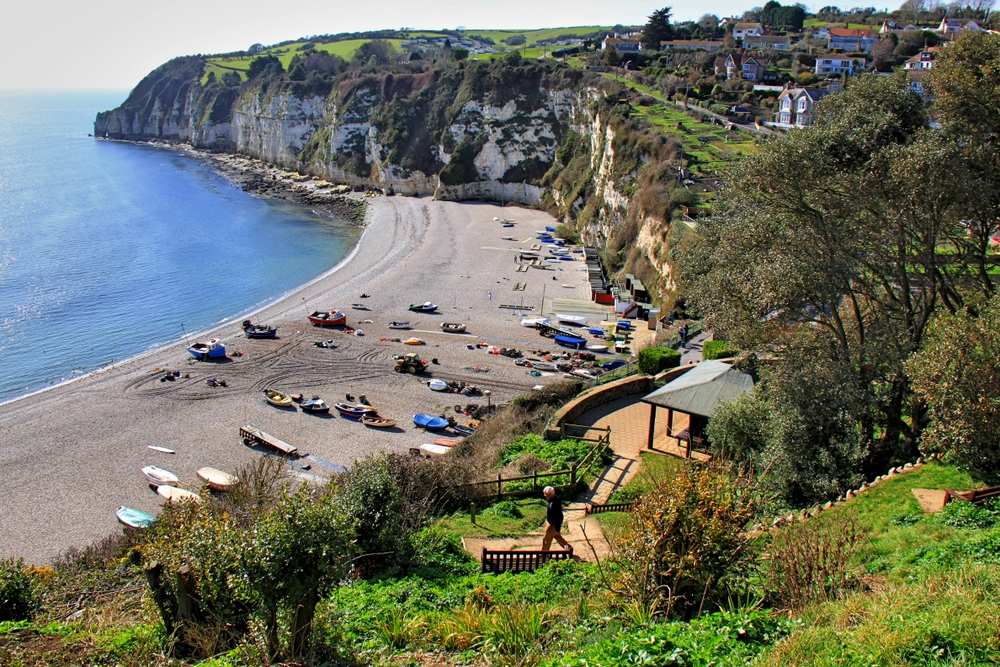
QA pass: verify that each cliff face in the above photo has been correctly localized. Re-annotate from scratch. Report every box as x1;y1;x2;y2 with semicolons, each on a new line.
96;57;679;297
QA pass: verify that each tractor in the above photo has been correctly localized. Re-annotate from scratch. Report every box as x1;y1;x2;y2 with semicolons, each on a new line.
393;353;428;374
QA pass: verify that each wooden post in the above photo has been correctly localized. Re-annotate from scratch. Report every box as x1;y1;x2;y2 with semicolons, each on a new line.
560;422;565;439
497;472;503;498
571;463;577;488
533;470;538;490
686;431;693;459
647;404;657;450
175;565;200;624
667;409;674;436
470;502;477;525
143;561;173;634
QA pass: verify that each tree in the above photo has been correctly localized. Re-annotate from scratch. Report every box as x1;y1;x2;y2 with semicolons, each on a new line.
247;54;283;79
643;6;676;49
907;294;1000;480
354;39;397;66
679;74;995;499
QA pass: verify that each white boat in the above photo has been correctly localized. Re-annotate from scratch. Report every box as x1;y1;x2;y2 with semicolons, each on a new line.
142;465;178;487
587;344;609;352
428;379;449;391
520;317;551;328
555;313;588;326
419;443;451;456
531;362;559;372
197;467;238;492
157;486;202;505
388;321;411;329
147;445;175;454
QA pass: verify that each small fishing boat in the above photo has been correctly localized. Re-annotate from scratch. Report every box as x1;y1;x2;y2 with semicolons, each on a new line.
587;344;609;352
242;319;277;339
555;334;588;349
419;443;451;456
188;338;226;360
559;257;574;261
502;222;515;227
531;362;559;372
545;226;556;232
588;327;605;335
521;317;551;328
351;303;369;310
142;465;178;487
334;403;377;419
388;321;411;329
116;506;157;529
440;322;466;333
408;302;438;313
197;467;238;492
301;396;330;413
555;313;588;326
147;445;175;454
308;310;346;326
261;388;295;408
413;413;449;430
362;416;397;428
157;486;202;505
428;379;449;391
403;337;425;345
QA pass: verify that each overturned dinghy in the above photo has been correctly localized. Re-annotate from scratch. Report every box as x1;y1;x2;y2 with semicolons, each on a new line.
197;467;238;492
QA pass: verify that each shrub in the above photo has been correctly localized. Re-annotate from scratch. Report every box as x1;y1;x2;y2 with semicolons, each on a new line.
710;103;730;115
407;527;477;578
703;340;739;360
638;346;681;374
0;557;36;622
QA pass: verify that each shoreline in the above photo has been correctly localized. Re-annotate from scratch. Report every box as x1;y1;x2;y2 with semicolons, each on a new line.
0;185;601;564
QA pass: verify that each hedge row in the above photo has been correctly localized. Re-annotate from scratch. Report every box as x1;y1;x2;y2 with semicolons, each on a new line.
638;346;682;374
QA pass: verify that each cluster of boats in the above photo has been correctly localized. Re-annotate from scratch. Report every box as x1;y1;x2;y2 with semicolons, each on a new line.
117;462;239;529
260;388;398;427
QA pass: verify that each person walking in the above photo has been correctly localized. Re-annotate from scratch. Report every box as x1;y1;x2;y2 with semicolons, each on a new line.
541;486;571;552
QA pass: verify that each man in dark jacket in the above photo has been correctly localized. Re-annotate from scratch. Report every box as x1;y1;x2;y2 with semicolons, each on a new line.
541;486;572;552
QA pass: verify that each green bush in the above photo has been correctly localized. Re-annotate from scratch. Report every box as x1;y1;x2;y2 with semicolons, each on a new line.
711;103;730;115
0;558;36;622
484;500;523;519
703;340;739;360
638;346;681;374
407;527;477;578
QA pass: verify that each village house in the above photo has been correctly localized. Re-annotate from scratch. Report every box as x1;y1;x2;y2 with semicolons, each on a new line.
601;36;642;52
714;51;772;81
742;35;792;50
732;22;765;39
937;17;982;35
660;39;725;51
905;50;937;70
774;87;830;127
880;20;920;33
828;27;878;52
814;55;867;76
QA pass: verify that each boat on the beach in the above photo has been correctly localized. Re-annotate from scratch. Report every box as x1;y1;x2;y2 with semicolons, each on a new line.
408;302;438;313
545;226;556;232
147;445;175;454
413;414;449;430
521;317;552;328
157;486;202;505
351;303;369;310
197;467;238;492
261;388;295;408
116;506;157;529
334;403;377;419
388;321;411;329
555;313;588;326
308;310;346;326
530;362;559;372
403;337;425;345
362;416;397;428
440;322;466;333
301;396;330;413
428;379;449;391
419;443;451;456
141;465;178;487
188;338;226;360
555;334;588;349
587;344;609;352
242;319;277;339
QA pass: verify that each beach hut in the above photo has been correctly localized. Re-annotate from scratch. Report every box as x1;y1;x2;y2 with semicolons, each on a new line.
641;360;753;457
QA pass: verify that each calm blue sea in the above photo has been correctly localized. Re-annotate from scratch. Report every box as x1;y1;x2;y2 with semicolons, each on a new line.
0;91;359;403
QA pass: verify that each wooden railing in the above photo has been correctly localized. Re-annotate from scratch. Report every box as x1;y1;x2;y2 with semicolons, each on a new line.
585;501;634;515
469;426;612;498
481;548;572;574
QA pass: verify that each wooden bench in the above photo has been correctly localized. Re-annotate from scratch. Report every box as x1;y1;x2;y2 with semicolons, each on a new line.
481;548;572;574
945;485;1000;506
585;501;634;515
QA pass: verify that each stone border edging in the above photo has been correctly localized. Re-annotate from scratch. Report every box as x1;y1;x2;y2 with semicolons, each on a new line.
544;374;655;440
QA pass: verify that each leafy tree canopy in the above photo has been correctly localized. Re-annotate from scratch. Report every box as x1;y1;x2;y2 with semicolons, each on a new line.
643;6;676;49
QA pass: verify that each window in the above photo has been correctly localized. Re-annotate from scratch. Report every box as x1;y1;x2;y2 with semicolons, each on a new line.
797;98;808;112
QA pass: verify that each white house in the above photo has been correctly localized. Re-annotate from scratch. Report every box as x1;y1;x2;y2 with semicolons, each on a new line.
938;17;981;34
743;36;791;50
733;22;764;39
602;36;642;52
814;55;867;76
905;50;937;70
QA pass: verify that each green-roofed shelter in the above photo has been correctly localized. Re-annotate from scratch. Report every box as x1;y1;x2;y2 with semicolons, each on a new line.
642;360;754;457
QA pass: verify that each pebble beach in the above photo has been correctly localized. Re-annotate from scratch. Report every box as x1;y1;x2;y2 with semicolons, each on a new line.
0;193;605;563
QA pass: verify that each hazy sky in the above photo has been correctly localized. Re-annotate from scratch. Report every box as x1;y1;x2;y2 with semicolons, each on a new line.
3;0;761;90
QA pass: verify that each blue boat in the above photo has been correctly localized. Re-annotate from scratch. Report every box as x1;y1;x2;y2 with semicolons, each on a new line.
116;506;157;529
554;334;587;349
545;226;556;232
588;327;605;336
188;338;226;360
413;413;449;430
559;257;574;261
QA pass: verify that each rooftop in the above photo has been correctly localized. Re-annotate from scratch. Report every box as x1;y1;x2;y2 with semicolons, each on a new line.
642;360;754;418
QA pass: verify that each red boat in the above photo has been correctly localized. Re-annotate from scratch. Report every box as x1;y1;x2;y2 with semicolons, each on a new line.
308;310;346;327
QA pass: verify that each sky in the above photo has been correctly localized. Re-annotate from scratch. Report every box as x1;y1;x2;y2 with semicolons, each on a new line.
2;0;762;90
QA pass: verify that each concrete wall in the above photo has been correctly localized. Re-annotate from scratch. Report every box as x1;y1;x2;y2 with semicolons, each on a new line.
545;375;654;440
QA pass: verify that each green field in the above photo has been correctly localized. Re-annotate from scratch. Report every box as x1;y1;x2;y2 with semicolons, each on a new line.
458;26;615;47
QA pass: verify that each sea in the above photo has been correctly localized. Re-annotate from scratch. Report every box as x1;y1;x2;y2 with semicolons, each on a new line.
0;90;360;404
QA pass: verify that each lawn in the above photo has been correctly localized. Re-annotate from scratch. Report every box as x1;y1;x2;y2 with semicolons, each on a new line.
459;26;615;47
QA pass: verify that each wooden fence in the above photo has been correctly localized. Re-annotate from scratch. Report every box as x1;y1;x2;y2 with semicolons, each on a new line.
481;548;573;574
469;426;612;498
585;501;634;515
